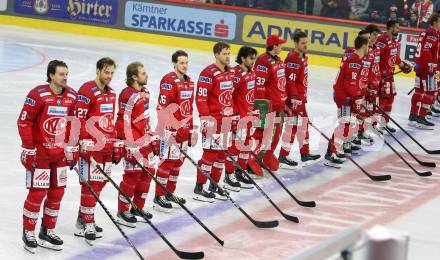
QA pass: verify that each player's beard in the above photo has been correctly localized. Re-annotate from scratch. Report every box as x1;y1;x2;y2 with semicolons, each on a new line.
392;32;399;37
137;79;147;86
99;76;111;86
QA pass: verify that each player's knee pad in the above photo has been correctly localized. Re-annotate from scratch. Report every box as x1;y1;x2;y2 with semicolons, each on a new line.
122;171;141;186
422;94;435;107
46;187;64;204
26;188;47;208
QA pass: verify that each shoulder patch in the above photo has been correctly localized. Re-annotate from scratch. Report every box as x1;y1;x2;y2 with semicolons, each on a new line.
161;83;173;90
234;76;241;83
256;65;268;72
349;63;361;69
286;63;300;69
376;42;385;48
25;97;36;106
198;76;212;84
427;35;437;41
78;95;90;104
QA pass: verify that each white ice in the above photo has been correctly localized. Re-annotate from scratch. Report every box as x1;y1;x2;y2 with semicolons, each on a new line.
0;25;439;260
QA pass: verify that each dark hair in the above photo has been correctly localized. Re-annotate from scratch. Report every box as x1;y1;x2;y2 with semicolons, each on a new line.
293;31;307;43
364;24;381;34
354;35;369;49
46;60;68;83
386;20;399;29
266;45;274;52
96;57;116;71
172;50;188;63
358;29;370;37
235;46;258;64
126;62;143;86
430;13;440;25
213;42;230;54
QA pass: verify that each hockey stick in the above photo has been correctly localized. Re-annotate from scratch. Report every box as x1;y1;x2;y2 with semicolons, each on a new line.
244;147;316;207
308;122;391;181
134;161;225;246
373;103;440;154
382;70;403;82
177;146;279;229
363;106;436;168
407;87;415;95
219;148;299;223
367;124;432;177
95;165;204;260
72;167;144;260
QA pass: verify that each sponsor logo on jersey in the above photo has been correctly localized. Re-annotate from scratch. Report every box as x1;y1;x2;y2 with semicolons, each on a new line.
78;95;90;104
220;81;232;90
390;48;397;55
120;102;132;111
37;88;46;92
427;36;437;41
349;63;361;69
277;69;285;77
47;106;68;116
180;99;192;116
246;88;255;104
100;103;113;113
180;90;193;99
376;42;385;48
247;80;255;89
161;83;172;90
374;56;380;62
218;89;233;106
363;61;371;68
256;65;268;72
43;117;67;135
91;86;98;92
199;76;212;83
286;63;300;69
25;98;36;106
99;114;114;132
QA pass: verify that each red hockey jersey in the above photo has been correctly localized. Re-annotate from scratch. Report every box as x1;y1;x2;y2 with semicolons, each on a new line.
233;65;256;117
17;84;77;157
196;64;235;119
254;52;287;111
333;52;363;105
376;33;401;79
76;81;117;152
414;27;439;76
284;50;308;103
157;72;194;130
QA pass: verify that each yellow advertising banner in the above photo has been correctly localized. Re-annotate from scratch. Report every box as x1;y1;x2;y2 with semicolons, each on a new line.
242;15;360;55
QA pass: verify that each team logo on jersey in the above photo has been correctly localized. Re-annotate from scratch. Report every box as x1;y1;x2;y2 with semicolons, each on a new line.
218;89;233;106
247;80;255;89
277;77;286;91
25;98;36;106
161;83;172;90
349;63;361;69
57;99;62;105
47;106;68;116
180;90;193;99
256;65;268;72
286;63;300;69
99;114;114;132
199;76;212;83
78;95;90;104
100;103;113;113
390;48;398;55
246;89;255;105
180;99;192;116
277;69;285;77
43;117;67;135
388;56;396;68
234;76;240;83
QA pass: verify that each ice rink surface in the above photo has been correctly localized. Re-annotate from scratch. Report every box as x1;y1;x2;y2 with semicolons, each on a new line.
0;25;439;259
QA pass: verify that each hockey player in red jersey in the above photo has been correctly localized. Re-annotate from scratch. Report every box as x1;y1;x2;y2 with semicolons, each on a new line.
279;31;321;169
376;20;412;133
410;14;440;129
18;60;78;253
115;62;157;225
224;46;258;191
248;34;288;174
325;36;369;168
75;58;123;244
194;42;236;202
154;50;195;211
